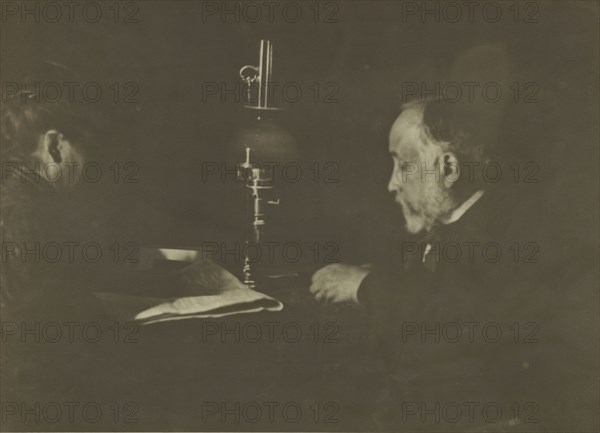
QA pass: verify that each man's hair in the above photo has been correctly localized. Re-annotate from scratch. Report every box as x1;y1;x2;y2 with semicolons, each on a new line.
416;98;503;163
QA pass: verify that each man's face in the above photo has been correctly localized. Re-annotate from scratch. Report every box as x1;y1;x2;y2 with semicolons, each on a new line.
387;107;449;234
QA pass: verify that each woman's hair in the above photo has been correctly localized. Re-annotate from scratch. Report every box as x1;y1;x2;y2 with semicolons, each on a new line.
1;61;105;161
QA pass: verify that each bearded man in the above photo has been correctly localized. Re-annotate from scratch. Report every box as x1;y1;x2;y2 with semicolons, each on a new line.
308;97;580;430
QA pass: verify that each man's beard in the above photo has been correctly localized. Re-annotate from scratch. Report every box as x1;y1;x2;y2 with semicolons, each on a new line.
397;185;450;234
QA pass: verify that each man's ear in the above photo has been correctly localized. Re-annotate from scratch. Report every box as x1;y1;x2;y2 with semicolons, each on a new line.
441;151;460;188
42;130;65;163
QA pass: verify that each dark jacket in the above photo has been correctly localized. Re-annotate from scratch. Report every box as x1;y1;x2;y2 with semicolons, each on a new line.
356;189;597;431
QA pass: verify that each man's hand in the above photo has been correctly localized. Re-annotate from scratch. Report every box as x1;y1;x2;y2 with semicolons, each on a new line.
309;264;371;304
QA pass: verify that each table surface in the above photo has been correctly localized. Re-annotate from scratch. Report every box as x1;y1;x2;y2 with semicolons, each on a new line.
1;267;380;432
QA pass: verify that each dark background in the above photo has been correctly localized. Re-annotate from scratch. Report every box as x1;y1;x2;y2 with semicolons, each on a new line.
1;1;599;431
2;0;598;266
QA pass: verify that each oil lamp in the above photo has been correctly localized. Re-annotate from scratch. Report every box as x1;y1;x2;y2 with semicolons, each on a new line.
231;40;298;288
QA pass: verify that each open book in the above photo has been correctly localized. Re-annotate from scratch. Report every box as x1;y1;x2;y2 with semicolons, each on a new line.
135;285;283;325
129;249;283;324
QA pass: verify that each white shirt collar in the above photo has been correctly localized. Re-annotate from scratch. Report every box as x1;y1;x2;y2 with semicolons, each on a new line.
441;190;485;225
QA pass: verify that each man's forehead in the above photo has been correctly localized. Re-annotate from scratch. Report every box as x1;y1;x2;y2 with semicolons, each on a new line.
389;107;424;155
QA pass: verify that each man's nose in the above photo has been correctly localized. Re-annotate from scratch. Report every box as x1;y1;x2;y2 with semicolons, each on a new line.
388;172;400;193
